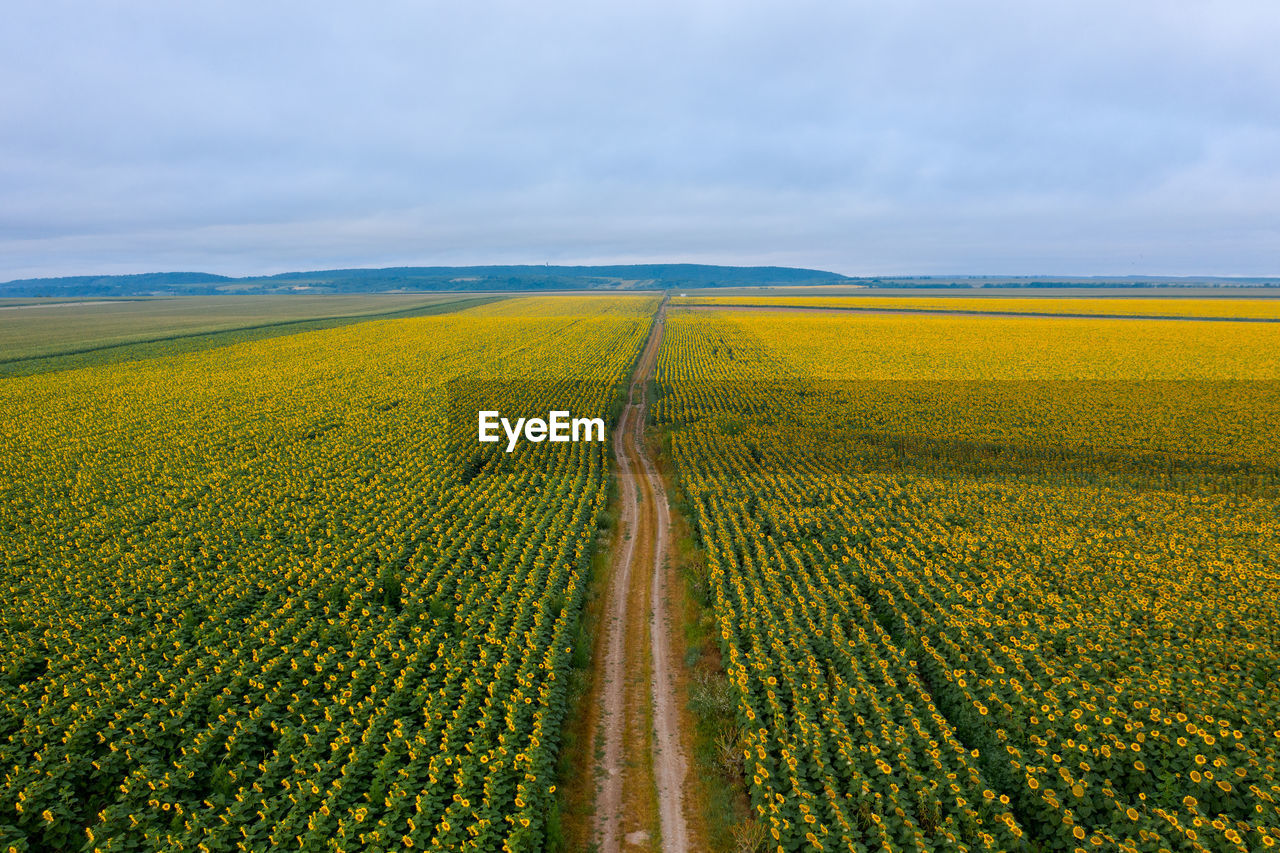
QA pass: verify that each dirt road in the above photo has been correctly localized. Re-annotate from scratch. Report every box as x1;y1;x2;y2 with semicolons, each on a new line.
592;301;688;853
638;309;688;853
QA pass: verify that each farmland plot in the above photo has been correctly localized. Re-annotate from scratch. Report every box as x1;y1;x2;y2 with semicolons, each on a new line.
656;309;1280;852
0;296;656;852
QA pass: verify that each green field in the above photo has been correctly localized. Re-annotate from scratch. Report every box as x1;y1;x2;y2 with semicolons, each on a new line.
0;295;500;376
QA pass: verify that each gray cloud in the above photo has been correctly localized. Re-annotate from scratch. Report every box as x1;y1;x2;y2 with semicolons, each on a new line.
2;0;1278;279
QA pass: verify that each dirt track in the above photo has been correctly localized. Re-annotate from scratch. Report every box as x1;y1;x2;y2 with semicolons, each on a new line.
592;302;688;853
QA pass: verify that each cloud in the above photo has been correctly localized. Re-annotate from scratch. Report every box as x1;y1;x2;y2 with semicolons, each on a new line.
2;0;1278;278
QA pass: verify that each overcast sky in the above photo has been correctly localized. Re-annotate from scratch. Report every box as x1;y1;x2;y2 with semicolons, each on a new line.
2;1;1277;280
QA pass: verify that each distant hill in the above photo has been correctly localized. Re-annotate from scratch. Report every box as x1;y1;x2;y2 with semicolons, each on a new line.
7;267;1279;298
0;271;234;298
0;264;848;297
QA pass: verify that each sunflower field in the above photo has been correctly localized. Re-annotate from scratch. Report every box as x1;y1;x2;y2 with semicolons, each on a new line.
671;295;1280;320
0;296;656;852
655;309;1280;852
